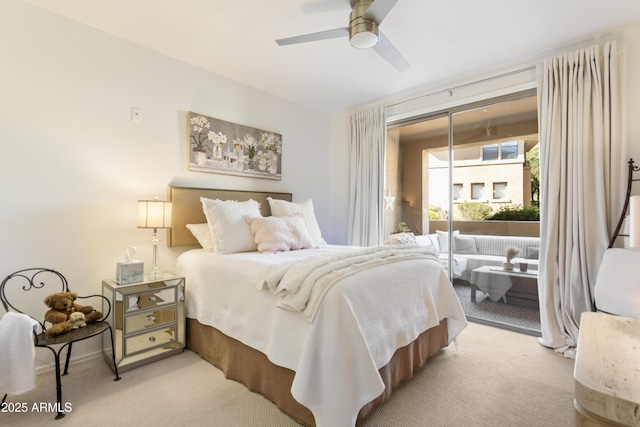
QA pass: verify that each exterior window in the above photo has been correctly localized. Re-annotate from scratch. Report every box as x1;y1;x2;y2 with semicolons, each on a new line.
452;184;463;201
482;144;499;161
493;182;507;199
501;141;518;159
471;183;484;200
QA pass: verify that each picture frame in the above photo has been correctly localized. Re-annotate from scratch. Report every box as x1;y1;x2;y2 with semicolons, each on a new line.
188;112;282;180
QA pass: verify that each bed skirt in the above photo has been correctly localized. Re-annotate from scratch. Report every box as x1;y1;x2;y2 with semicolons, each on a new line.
186;318;449;426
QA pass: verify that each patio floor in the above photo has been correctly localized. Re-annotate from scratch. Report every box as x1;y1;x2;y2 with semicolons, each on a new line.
453;280;541;336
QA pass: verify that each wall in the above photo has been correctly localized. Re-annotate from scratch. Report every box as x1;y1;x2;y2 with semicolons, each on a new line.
0;0;332;366
328;114;350;244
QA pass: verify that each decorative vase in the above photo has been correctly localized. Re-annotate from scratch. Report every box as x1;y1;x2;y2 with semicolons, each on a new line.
247;158;255;170
502;261;514;271
258;159;268;171
268;151;278;174
213;145;222;159
228;153;238;169
194;151;206;166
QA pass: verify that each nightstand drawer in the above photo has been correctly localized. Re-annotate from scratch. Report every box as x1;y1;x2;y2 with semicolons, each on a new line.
131;288;176;311
125;307;176;334
124;325;176;356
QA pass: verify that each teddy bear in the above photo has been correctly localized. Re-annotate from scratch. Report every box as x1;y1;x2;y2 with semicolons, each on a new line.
43;292;102;337
69;311;87;329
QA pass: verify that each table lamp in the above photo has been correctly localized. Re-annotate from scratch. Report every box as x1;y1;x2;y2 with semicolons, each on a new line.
137;198;172;278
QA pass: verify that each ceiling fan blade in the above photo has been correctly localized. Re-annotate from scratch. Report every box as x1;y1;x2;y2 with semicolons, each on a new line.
363;0;400;24
372;32;410;72
276;27;349;46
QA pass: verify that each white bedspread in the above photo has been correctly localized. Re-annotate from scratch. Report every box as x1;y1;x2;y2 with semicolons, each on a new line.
177;245;467;427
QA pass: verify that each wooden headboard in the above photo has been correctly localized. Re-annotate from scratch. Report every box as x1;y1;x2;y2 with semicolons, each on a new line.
166;186;293;247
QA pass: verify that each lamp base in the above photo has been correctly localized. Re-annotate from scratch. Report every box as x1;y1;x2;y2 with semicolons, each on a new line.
150;229;163;279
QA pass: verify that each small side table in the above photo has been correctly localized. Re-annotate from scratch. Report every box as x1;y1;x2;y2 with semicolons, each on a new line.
102;273;185;372
574;312;640;427
469;266;539;306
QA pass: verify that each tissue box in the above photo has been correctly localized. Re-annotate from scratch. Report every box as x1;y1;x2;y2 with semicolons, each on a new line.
116;260;144;285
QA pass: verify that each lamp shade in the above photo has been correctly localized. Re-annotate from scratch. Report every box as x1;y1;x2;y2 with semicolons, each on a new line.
138;199;172;229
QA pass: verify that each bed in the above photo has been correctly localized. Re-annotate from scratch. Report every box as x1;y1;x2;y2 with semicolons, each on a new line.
167;186;467;426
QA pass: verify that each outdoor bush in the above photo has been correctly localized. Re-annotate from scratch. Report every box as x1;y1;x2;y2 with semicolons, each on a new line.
429;205;446;220
395;221;411;233
485;204;540;221
456;202;493;220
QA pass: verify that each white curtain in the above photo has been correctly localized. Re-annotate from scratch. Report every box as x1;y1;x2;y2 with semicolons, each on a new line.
537;41;623;357
348;106;386;246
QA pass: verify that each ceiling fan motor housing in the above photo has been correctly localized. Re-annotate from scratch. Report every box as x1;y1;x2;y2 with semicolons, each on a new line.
349;0;379;48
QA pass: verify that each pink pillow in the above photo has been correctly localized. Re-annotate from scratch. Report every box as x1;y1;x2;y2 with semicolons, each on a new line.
246;216;314;254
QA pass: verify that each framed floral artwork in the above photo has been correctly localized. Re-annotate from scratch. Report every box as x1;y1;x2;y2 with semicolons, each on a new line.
188;112;282;180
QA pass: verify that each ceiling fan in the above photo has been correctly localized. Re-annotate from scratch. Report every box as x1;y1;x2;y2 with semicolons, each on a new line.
276;0;410;72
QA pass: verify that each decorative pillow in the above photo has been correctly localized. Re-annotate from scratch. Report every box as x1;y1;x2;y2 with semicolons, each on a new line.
246;216;314;253
414;234;434;248
415;235;440;252
436;230;460;253
267;197;326;247
186;223;215;251
454;235;478;254
526;246;539;260
385;232;417;245
200;197;261;254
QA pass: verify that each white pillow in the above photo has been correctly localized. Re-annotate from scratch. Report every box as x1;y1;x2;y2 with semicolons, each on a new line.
436;230;460;253
526;246;539;259
200;197;261;254
415;235;435;249
245;216;314;253
267;197;325;247
186;223;215;251
454;235;477;254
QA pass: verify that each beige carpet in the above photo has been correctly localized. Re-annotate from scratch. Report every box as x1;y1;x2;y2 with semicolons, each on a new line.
1;322;576;426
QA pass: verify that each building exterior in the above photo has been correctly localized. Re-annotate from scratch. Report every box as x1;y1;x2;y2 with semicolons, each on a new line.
428;140;534;221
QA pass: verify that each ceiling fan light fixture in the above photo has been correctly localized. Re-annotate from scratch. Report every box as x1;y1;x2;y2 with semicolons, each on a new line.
350;30;378;49
349;20;379;49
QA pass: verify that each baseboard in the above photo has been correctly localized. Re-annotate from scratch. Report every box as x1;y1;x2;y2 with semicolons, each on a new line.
466;316;542;337
35;350;104;375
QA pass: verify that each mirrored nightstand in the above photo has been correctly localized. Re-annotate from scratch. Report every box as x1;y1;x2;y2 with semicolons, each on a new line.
102;273;185;372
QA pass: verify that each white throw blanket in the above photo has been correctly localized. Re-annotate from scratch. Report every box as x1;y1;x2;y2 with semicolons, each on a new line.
0;312;39;395
258;245;440;322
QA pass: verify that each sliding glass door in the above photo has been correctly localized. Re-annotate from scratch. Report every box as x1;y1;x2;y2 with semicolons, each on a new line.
385;89;541;335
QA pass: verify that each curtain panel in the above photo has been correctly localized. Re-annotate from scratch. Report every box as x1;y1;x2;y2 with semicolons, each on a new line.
348;107;386;246
537;41;623;357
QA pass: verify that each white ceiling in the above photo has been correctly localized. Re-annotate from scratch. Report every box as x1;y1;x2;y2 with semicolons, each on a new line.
23;0;640;115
